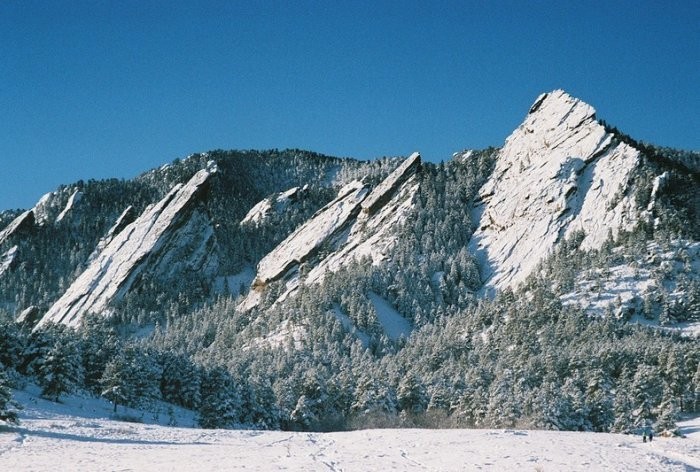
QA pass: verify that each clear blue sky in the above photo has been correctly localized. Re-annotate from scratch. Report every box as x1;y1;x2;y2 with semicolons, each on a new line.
1;0;698;211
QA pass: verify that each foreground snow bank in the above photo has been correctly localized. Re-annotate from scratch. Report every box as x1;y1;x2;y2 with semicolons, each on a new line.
2;388;699;472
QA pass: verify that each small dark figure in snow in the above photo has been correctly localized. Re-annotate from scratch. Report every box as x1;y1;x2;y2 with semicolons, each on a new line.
643;432;647;443
649;431;653;442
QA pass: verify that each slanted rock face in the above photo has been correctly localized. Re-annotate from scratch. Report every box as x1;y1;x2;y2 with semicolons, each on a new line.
86;206;136;264
37;167;219;329
55;190;83;224
242;153;421;309
240;185;306;227
253;180;369;287
0;210;34;247
0;245;18;277
469;90;643;292
361;152;420;215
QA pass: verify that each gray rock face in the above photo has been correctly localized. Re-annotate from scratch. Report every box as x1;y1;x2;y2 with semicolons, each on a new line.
469;90;644;293
37;168;219;329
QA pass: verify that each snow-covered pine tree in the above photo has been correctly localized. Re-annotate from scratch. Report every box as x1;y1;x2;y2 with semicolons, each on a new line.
37;336;83;402
198;367;240;429
0;369;20;424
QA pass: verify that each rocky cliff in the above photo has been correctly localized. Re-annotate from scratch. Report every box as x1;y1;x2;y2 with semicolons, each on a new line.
37;166;219;328
469;90;645;292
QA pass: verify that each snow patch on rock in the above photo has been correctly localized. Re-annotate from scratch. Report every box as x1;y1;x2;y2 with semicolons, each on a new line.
37;168;218;329
0;210;34;247
252;180;369;287
55;190;83;224
0;245;18;277
470;90;644;293
240;186;307;227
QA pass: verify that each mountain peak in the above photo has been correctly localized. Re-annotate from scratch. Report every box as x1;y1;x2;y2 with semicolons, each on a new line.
469;90;644;292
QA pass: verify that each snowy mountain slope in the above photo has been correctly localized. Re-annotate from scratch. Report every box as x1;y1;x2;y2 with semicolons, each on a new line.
469;90;645;292
560;240;700;331
85;206;136;264
240;185;307;227
2;385;699;472
36;167;219;328
242;153;421;310
253;180;368;287
0;210;33;247
0;246;18;277
54;190;83;224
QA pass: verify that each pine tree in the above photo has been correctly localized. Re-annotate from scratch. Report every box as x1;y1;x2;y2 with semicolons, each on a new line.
0;369;20;424
397;373;427;414
100;353;135;413
38;338;83;402
198;367;240;429
655;386;680;433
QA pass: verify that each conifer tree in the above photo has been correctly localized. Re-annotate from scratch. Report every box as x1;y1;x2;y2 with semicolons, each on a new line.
0;369;20;424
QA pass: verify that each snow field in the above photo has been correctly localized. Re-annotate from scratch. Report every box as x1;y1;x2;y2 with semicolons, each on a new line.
1;386;699;471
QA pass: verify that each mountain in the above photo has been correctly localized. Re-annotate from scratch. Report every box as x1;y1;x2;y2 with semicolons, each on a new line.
0;90;698;434
470;90;643;292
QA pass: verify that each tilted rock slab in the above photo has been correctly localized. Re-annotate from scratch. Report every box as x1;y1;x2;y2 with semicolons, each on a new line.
469;90;643;292
37;168;218;329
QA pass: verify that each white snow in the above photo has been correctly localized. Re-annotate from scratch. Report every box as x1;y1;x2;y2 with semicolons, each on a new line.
86;206;135;264
253;180;369;287
0;245;18;277
31;192;54;225
469;90;645;293
37;169;217;329
241;186;305;226
329;304;370;346
214;266;256;296
367;292;412;341
55;190;83;224
0;210;33;247
240;198;273;226
560;240;700;336
2;385;699;471
305;177;419;288
243;319;307;351
361;151;419;214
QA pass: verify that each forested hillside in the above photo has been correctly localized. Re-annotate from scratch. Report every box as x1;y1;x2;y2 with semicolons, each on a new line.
1;91;698;434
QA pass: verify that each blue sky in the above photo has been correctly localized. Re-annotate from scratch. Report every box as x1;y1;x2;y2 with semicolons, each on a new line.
1;0;698;211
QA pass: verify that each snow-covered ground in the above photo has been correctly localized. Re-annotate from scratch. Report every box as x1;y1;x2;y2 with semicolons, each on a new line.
2;386;699;471
561;240;700;336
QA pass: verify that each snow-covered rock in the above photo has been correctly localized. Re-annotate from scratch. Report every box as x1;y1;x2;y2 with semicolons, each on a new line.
55;189;83;224
304;170;419;287
0;245;18;277
252;180;369;288
470;90;644;293
242;153;421;310
31;192;54;225
0;210;34;247
361;151;419;214
561;240;700;334
86;206;136;264
240;185;306;226
37;168;219;329
15;305;41;325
